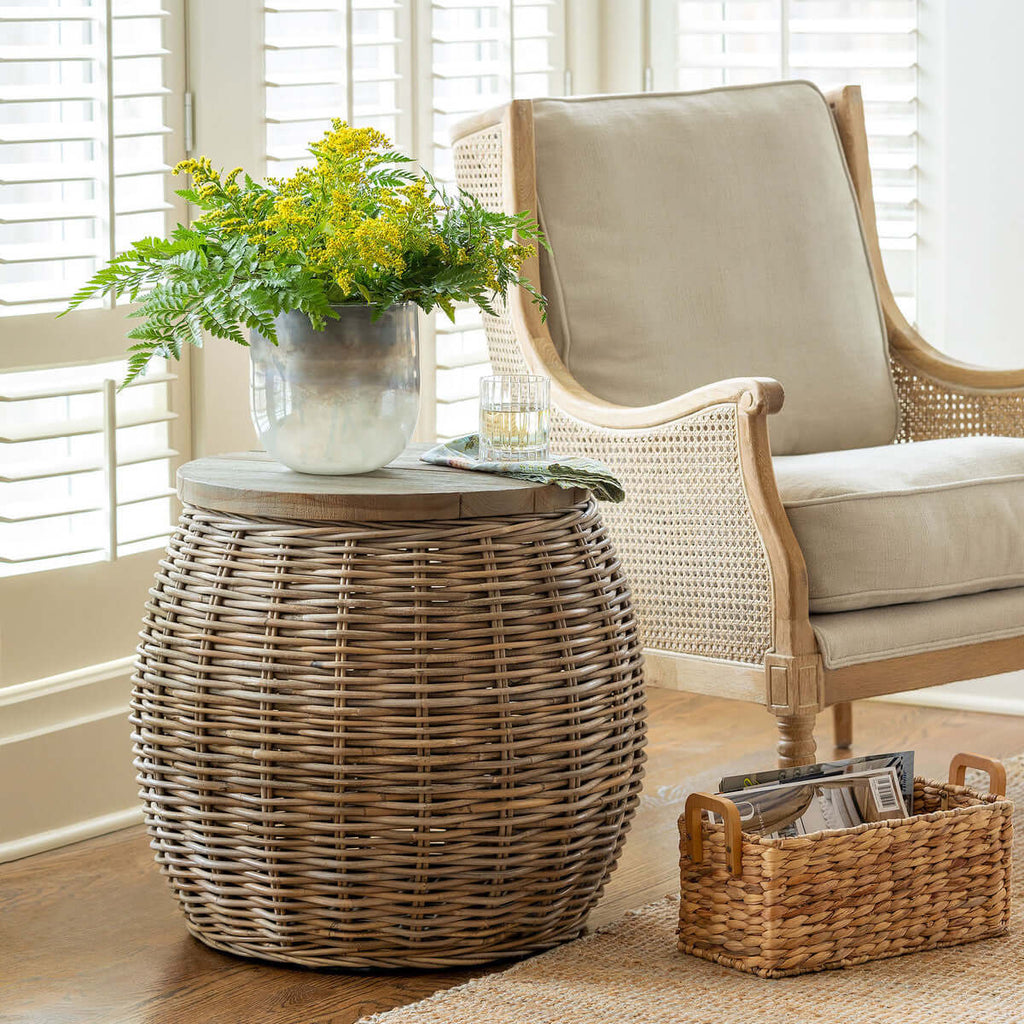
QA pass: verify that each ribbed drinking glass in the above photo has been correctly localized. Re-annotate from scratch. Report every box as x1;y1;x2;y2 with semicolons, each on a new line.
479;374;551;462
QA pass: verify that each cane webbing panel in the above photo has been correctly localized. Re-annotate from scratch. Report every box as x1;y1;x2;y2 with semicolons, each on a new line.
481;306;530;376
550;407;773;662
892;354;1024;442
450;121;505;215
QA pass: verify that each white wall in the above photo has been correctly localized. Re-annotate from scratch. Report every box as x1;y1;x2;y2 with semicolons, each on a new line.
917;0;1024;369
897;0;1024;716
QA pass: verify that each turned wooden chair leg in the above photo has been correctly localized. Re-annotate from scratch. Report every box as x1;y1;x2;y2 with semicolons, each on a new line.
833;701;853;751
776;712;817;767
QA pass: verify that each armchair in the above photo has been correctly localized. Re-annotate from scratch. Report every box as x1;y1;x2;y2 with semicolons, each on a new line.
452;83;1024;766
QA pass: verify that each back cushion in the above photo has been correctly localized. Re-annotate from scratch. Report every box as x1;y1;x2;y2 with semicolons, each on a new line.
532;82;898;455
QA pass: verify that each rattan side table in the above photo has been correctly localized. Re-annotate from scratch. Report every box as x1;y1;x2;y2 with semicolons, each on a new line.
131;448;646;968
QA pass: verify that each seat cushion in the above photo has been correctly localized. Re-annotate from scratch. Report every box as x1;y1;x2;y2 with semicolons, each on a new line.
811;588;1024;669
775;436;1024;613
532;81;897;456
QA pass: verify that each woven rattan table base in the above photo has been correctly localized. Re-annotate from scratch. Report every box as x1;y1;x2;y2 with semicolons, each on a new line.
131;498;647;968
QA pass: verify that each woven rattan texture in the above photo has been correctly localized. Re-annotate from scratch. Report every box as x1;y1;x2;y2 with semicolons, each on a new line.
131;501;647;968
678;778;1013;978
551;408;773;662
452;124;774;664
893;354;1024;442
451;123;505;215
481;306;529;376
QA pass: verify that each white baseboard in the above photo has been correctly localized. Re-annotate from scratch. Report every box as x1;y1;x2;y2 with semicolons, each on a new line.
0;655;135;742
871;670;1024;717
0;657;140;861
873;691;1024;717
0;806;143;864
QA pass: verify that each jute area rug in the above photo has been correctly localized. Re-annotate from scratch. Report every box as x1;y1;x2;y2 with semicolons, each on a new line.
359;755;1024;1024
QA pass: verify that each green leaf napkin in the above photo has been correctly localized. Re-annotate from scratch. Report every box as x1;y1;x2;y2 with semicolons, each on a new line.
421;434;625;503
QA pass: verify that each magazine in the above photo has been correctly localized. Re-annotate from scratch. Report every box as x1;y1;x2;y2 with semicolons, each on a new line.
716;766;908;839
718;750;915;815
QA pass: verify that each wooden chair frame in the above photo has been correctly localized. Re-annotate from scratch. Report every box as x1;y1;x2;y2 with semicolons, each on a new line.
450;85;1024;765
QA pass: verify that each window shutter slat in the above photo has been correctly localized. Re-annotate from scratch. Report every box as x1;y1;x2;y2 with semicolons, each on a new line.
0;7;98;21
0;409;177;445
0;447;179;484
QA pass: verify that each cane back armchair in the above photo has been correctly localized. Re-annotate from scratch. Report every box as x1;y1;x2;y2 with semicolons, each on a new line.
451;82;1024;766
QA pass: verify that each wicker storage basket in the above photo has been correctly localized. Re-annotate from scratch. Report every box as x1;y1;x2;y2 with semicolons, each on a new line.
677;753;1013;978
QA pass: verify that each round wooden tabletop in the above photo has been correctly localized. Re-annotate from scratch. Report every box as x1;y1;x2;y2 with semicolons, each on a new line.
177;446;589;522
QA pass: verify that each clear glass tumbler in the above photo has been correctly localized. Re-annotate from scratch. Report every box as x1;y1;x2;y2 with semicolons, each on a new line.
479;374;551;462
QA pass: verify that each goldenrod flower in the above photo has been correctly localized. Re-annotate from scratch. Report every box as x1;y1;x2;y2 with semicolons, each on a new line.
167;120;544;318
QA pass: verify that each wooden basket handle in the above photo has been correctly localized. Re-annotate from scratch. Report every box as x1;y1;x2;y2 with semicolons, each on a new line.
684;793;743;877
949;753;1007;797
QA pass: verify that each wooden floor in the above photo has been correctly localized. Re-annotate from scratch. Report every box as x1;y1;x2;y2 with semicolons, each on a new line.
3;689;1023;1024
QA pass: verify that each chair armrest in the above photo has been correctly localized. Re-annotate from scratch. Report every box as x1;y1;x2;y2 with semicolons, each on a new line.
543;354;785;428
521;323;784;427
890;319;1024;442
891;318;1024;393
550;385;815;673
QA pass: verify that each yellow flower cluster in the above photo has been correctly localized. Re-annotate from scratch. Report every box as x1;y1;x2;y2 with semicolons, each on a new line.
172;155;212;179
172;119;544;317
309;119;390;163
260;122;462;296
174;158;252;232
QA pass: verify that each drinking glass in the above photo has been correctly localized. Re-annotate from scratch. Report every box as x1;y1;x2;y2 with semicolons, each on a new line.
479;374;551;462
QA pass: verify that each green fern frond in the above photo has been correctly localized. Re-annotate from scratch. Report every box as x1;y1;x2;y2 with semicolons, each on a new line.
59;120;546;384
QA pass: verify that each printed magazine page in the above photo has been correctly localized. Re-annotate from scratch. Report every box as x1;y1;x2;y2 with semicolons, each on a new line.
718;751;915;815
716;766;908;839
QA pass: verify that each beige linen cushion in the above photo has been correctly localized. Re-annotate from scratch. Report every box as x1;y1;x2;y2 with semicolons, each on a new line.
774;435;1024;614
811;588;1024;669
532;81;898;455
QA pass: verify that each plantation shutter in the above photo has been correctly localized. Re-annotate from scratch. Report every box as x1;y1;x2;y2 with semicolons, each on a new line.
429;0;566;437
0;0;189;685
651;0;919;321
263;0;418;179
261;0;567;439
